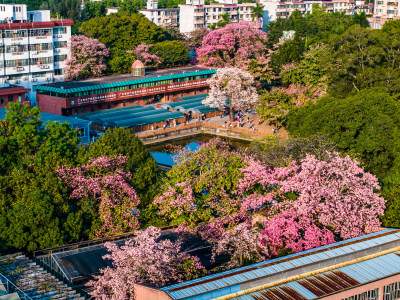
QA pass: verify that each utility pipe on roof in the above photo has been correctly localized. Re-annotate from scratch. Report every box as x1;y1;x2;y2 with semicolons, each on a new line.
213;245;400;300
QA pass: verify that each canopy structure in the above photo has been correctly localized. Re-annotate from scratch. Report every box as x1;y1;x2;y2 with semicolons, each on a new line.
76;105;154;121
162;94;209;110
111;111;185;128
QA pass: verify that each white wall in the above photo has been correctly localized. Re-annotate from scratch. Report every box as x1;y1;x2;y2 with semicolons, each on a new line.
179;5;196;33
28;10;51;22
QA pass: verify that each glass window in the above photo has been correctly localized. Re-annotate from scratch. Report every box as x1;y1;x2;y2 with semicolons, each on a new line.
53;27;67;34
8;95;13;102
29;28;52;37
5;30;27;38
342;289;379;300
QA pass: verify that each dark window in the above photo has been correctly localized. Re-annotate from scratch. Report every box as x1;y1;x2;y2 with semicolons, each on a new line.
97;103;103;109
80;106;86;112
8;95;13;103
91;105;95;112
0;97;3;106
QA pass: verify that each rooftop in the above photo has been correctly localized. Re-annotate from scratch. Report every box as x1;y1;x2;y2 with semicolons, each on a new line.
0;20;73;29
160;228;400;300
36;66;216;95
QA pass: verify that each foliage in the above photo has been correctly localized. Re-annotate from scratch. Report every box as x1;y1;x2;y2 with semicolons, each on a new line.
197;21;273;83
57;155;140;238
0;103;81;251
274;153;386;239
65;35;109;80
247;136;338;168
259;209;335;257
85;127;160;210
189;27;211;49
151;40;190;67
203;68;259;121
257;83;324;128
154;139;275;229
208;13;230;30
287;88;400;179
322;25;400;97
88;227;206;299
80;13;167;51
212;223;265;269
134;43;162;68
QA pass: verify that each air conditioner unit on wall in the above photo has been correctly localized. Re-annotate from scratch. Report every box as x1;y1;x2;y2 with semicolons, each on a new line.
15;80;20;83
31;78;37;82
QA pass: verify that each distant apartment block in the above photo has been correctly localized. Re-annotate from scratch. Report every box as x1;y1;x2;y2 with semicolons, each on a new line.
0;4;72;105
262;0;355;23
179;0;258;34
139;0;180;29
370;0;399;28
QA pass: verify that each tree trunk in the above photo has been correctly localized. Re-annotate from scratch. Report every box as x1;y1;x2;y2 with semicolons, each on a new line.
229;104;235;122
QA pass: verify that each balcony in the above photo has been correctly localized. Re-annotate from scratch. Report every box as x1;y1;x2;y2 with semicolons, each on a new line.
194;12;204;16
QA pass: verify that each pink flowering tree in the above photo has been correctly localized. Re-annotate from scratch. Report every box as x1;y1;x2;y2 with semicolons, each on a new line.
275;153;386;240
196;22;273;82
211;222;266;270
134;43;162;68
57;155;140;238
88;227;206;299
154;139;276;234
258;208;335;257
203;68;259;121
65;35;109;80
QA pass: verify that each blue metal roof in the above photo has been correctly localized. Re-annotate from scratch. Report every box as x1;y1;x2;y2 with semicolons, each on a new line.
235;250;400;300
161;229;400;300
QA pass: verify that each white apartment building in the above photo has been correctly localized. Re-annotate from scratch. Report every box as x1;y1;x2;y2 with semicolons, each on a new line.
0;4;72;105
262;0;354;24
179;0;258;34
371;0;398;28
139;0;180;29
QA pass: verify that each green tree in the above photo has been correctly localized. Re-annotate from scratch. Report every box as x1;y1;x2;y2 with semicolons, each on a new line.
80;13;167;50
287;88;400;178
151;40;190;67
0;103;82;251
85;127;160;208
250;2;264;21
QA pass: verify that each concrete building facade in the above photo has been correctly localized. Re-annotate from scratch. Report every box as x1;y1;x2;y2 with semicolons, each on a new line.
140;0;180;29
262;0;355;23
0;4;72;106
179;0;258;34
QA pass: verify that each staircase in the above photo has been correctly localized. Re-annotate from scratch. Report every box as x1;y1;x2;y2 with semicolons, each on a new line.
0;253;84;300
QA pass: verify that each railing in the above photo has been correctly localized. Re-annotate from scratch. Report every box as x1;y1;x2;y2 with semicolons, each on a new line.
136;121;272;139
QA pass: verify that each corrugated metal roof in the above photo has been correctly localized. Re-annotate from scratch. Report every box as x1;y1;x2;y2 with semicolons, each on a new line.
35;69;216;95
235;251;400;300
161;229;400;300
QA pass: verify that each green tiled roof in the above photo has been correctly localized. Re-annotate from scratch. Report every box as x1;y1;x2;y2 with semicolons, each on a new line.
36;69;217;95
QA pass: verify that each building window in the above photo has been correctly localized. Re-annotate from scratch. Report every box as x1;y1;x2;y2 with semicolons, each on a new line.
29;43;53;51
6;59;28;67
384;281;400;300
53;27;67;34
342;288;379;300
54;41;68;48
8;95;13;103
30;57;53;65
80;106;86;112
18;94;21;103
0;97;3;106
5;30;28;38
29;28;52;37
54;55;67;62
55;69;65;76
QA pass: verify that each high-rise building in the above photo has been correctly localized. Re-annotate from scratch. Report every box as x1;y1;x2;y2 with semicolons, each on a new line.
179;0;258;34
0;4;73;105
262;0;355;24
139;0;180;29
